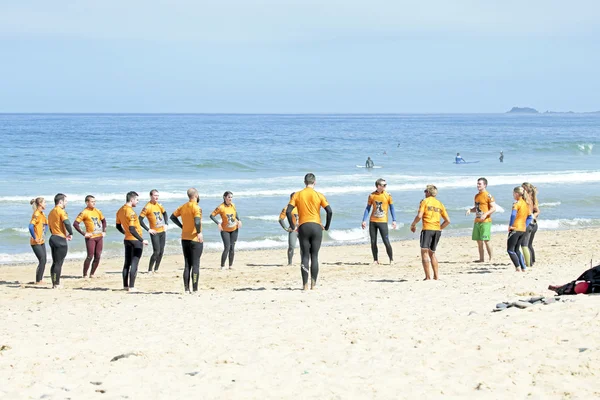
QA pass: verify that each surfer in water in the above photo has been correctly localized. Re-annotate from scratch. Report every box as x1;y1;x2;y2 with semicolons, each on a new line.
499;151;504;163
455;153;466;164
365;157;374;169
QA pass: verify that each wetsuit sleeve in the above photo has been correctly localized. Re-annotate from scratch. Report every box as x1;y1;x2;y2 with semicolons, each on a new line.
525;215;533;227
195;217;202;233
389;204;397;222
139;216;150;231
170;213;183;229
116;224;125;234
285;204;295;228
324;205;333;231
279;218;289;231
29;224;36;240
509;209;517;227
73;221;86;236
163;212;169;225
129;226;143;241
102;219;106;232
362;205;371;222
210;215;220;225
63;219;74;236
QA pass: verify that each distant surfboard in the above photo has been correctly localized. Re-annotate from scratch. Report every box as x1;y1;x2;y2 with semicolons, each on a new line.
453;161;480;164
356;165;383;169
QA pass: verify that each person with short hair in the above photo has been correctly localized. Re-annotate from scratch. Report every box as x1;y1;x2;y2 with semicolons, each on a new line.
455;153;466;163
466;177;497;262
29;197;48;284
139;189;168;274
47;193;73;289
361;178;397;265
73;195;106;278
279;192;299;266
507;186;529;272
410;185;450;280
286;173;333;290
170;188;203;294
116;191;148;292
211;191;242;270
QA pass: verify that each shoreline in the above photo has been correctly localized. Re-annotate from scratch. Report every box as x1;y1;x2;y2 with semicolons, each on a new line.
2;227;600;398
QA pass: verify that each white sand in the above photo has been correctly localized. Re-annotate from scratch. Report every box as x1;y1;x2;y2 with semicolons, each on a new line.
1;229;600;399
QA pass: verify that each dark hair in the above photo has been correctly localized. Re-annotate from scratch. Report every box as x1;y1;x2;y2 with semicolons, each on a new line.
477;177;488;187
304;173;316;185
126;191;139;202
375;178;386;187
223;191;233;200
85;195;95;203
150;189;159;196
54;193;66;205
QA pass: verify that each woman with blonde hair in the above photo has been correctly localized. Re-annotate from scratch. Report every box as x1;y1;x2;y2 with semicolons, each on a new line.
507;186;529;272
522;182;540;266
29;197;48;284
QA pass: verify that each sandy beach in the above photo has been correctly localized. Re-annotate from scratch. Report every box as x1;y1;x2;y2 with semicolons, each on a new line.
1;228;600;399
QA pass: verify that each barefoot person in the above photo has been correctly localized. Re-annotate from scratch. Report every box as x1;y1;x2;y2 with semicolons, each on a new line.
139;190;168;274
507;186;529;272
47;193;73;289
116;191;148;292
170;188;203;294
361;178;397;265
211;191;242;270
286;173;333;290
29;197;48;284
73;195;106;278
466;177;497;262
410;185;450;280
278;192;299;266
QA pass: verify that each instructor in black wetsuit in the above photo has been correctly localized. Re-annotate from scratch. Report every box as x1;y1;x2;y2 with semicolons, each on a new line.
286;173;332;290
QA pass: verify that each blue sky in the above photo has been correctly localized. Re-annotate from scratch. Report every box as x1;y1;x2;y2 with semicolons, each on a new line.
1;1;599;113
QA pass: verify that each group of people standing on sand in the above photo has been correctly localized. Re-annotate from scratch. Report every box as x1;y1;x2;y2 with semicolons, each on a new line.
27;173;540;291
28;189;243;292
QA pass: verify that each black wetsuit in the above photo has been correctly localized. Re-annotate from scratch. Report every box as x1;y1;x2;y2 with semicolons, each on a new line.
286;204;333;287
140;214;168;272
369;222;393;262
31;244;47;283
49;220;73;286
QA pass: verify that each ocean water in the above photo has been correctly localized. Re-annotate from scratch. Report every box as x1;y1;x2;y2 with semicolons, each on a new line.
1;113;599;264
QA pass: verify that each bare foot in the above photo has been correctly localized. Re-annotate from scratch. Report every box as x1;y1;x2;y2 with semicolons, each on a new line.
228;266;234;270
423;277;431;281
128;287;139;293
302;284;309;291
310;279;317;290
473;260;484;263
389;260;395;266
372;260;379;265
34;281;44;286
515;268;521;272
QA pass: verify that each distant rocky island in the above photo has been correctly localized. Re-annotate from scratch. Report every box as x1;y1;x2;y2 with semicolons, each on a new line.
507;106;599;114
507;107;538;114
